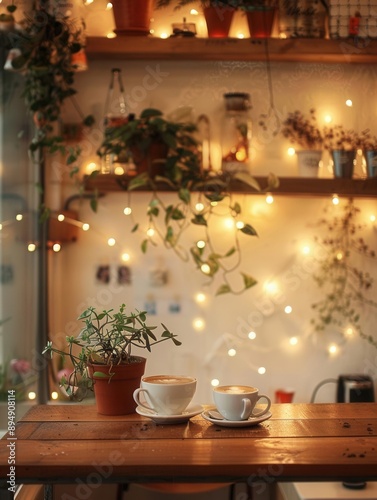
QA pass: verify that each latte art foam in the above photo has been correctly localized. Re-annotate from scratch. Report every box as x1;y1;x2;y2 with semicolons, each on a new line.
215;385;255;394
144;375;194;385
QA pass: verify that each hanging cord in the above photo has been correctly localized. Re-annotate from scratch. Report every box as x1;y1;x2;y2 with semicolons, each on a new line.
310;378;338;403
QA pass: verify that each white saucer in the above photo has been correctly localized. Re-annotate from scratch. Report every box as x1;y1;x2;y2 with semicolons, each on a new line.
201;410;272;427
136;404;203;424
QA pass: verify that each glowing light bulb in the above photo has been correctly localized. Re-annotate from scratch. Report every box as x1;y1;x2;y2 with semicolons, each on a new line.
324;115;332;123
196;240;206;249
210;201;218;207
160;32;169;39
28;243;37;252
264;281;278;294
84;0;93;5
114;166;124;175
195;202;204;212
195;292;206;303
52;243;61;252
345;99;353;107
266;194;274;204
107;32;116;39
121;252;130;262
332;195;339;205
287;147;295;156
248;331;256;340
123;207;132;215
370;214;376;222
57;214;65;222
190;8;199;14
228;348;236;357
82;223;90;231
236;33;245;39
211;378;220;387
236;221;245;229
106;2;112;9
328;343;338;355
28;391;36;400
51;391;59;400
108;238;116;247
201;263;211;274
336;251;343;260
302;245;310;255
290;336;298;346
345;327;354;336
16;214;23;221
258;367;266;375
0;224;2;231
284;305;292;314
147;228;155;237
193;318;205;330
85;162;97;174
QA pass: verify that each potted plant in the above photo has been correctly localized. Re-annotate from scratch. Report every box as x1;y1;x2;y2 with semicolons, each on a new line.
280;109;324;177
358;130;377;178
238;0;277;38
111;0;155;36
97;107;201;179
323;124;361;178
43;304;181;415
157;0;239;37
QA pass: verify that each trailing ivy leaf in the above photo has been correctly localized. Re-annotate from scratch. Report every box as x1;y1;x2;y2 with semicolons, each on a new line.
140;108;163;119
231;202;241;215
128;173;150;191
148;206;159;217
69;166;79;177
178;188;190;204
90;197;97;213
205;192;225;203
191;214;207;226
233;172;261;191
240;224;258;236
165;226;175;244
131;223;139;233
225;247;236;257
83;115;95;127
216;284;232;295
141;239;148;253
242;273;258;289
171;207;185;220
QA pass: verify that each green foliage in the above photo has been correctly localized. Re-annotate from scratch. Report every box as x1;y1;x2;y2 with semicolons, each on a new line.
43;304;181;400
310;199;377;349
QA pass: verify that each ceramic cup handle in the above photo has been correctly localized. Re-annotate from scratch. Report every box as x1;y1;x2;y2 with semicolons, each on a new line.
133;388;156;413
240;398;252;420
252;394;271;417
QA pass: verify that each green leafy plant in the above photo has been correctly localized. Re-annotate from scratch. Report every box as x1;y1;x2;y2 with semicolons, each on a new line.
310;199;377;349
280;109;324;150
43;304;181;399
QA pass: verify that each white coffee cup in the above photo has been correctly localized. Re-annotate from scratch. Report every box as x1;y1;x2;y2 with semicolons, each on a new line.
133;375;197;415
213;385;271;421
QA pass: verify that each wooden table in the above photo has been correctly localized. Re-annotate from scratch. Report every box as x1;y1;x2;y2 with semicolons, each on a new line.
1;403;377;499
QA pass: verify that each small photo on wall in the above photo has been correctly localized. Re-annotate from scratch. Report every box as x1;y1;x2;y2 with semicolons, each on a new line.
96;265;110;284
118;265;132;285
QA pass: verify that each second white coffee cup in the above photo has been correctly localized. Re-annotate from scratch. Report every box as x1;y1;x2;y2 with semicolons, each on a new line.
213;385;271;421
133;374;197;415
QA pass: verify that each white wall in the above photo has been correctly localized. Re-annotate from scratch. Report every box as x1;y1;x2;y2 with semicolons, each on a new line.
46;50;377;406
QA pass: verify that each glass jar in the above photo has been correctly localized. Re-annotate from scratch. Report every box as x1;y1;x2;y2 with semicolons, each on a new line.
221;92;252;174
101;68;135;175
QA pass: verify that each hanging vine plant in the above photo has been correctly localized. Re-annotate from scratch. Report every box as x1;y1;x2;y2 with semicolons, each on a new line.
310;199;377;349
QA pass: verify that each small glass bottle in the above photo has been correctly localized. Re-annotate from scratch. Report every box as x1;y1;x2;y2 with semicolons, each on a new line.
101;68;134;175
221;92;252;175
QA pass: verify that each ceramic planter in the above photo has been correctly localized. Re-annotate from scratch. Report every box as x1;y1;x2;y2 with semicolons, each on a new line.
203;6;235;38
364;150;377;178
111;0;154;36
88;357;146;415
246;9;276;38
331;150;356;178
296;150;322;177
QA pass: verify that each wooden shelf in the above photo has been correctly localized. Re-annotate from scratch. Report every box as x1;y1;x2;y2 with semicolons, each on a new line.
86;37;377;63
84;174;377;198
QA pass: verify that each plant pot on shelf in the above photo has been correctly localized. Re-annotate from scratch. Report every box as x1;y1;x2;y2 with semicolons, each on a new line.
364;150;377;178
203;5;235;38
246;8;276;38
111;0;155;36
296;150;322;177
331;150;356;178
88;357;146;415
131;141;169;177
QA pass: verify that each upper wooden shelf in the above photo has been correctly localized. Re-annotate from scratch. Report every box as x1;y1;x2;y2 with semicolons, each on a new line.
86;36;377;64
84;174;377;198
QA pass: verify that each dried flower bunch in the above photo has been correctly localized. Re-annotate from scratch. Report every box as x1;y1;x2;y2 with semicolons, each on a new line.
281;109;324;149
357;129;377;151
310;199;377;349
322;124;362;151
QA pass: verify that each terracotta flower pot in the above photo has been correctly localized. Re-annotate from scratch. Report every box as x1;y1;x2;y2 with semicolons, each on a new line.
203;6;235;38
131;141;169;177
246;8;276;38
111;0;155;36
88;357;146;415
